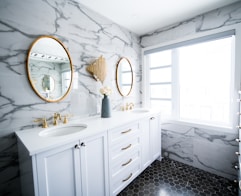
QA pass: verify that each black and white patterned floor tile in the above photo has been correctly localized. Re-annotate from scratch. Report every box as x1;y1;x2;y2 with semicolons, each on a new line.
118;158;238;196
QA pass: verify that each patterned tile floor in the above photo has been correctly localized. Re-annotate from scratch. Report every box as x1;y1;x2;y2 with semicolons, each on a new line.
118;158;238;196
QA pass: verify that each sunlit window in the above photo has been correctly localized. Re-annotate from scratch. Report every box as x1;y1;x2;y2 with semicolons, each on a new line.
179;38;232;125
144;34;234;127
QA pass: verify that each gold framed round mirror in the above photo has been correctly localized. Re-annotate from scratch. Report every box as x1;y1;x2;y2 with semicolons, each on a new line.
116;57;133;96
26;35;73;102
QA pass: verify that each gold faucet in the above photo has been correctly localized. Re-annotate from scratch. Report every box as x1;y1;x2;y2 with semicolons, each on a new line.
53;113;62;126
125;102;134;110
34;117;48;128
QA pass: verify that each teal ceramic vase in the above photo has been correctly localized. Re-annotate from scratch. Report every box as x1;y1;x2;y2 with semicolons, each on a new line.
101;95;111;118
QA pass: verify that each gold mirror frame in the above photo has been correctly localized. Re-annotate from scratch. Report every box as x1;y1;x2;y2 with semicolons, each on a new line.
116;57;134;97
26;35;73;102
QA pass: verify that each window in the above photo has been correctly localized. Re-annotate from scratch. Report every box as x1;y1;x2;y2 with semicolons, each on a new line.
144;32;235;127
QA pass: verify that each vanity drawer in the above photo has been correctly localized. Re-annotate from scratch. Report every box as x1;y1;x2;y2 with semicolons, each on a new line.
111;159;141;195
108;122;140;145
109;134;141;160
111;145;141;176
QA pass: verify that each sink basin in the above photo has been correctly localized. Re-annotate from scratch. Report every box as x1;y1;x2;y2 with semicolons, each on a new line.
132;108;150;113
39;124;87;137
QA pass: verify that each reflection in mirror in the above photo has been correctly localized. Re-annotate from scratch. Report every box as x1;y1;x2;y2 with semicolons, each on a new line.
27;36;73;102
116;57;133;96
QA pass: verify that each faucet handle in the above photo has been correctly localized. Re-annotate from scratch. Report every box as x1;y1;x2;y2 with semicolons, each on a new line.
54;112;61;120
129;102;134;110
34;117;48;128
62;114;73;124
62;115;68;124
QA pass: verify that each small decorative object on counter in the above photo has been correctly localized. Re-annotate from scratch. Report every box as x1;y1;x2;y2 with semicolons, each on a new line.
100;86;112;118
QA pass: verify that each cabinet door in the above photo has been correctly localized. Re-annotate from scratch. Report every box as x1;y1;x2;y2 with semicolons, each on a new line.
140;119;152;169
36;141;81;196
150;115;161;160
80;132;109;196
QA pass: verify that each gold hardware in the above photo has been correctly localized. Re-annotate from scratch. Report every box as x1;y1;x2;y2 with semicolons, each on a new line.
125;102;134;110
122;158;132;167
34;117;48;128
121;144;132;151
121;129;132;134
62;114;73;124
53;113;62;126
63;116;68;124
122;173;132;182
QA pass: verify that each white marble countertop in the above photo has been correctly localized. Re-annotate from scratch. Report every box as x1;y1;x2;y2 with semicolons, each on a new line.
15;109;161;156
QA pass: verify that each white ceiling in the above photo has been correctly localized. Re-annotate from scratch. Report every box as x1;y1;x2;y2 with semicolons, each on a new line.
79;0;240;35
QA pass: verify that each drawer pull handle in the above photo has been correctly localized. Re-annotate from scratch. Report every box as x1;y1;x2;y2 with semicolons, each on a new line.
121;144;132;151
122;158;132;166
121;129;132;134
122;173;132;182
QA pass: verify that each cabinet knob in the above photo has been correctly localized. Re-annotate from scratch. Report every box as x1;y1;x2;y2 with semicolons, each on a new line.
75;144;81;149
150;117;155;120
235;152;240;156
234;165;239;170
235;138;241;143
81;142;86;147
236;125;241;129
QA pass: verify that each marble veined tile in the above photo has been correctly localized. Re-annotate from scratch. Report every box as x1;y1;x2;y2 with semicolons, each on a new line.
162;130;193;165
193;138;238;180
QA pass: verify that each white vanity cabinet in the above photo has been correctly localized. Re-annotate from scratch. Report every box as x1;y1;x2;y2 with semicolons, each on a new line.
141;114;161;170
108;122;142;195
35;140;82;196
19;132;109;196
79;132;109;196
17;110;161;196
150;115;161;160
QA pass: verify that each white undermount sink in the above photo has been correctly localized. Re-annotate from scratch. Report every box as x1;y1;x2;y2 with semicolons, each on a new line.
39;124;87;137
131;108;150;113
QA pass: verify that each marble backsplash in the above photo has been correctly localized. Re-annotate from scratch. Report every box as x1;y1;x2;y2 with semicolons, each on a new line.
0;0;141;195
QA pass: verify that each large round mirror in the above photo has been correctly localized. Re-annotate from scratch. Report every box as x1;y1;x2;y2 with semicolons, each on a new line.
116;57;133;96
27;36;73;102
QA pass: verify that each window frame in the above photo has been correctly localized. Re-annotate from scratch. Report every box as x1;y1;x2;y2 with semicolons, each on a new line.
142;27;241;131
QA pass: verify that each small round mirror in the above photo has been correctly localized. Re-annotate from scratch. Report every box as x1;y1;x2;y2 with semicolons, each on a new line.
27;36;73;102
116;57;133;96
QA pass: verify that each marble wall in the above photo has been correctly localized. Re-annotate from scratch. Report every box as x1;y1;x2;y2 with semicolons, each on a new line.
1;0;241;195
141;2;241;180
0;0;141;195
162;123;238;180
